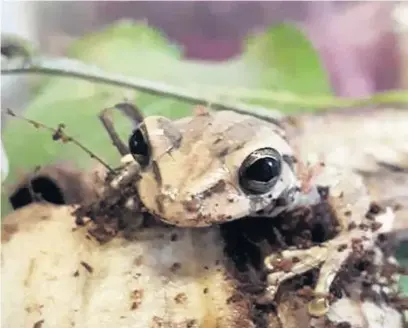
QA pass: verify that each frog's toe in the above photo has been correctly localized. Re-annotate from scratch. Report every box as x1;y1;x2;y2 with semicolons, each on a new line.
264;246;329;300
307;225;381;317
306;236;354;317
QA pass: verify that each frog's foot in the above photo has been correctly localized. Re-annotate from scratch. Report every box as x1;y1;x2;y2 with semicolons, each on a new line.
263;215;391;317
263;246;329;302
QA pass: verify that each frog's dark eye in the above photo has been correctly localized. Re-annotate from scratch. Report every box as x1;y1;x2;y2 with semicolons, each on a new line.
239;147;282;194
128;128;150;167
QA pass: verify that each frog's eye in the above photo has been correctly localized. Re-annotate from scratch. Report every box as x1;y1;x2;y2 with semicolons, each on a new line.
239;147;282;194
128;128;150;167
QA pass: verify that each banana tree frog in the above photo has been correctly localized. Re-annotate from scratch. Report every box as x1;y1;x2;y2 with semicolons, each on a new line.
88;103;393;317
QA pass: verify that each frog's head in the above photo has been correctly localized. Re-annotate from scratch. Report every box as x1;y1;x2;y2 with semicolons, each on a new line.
129;110;300;227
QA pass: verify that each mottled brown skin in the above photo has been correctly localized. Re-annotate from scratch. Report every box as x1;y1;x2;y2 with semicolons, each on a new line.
98;106;400;317
136;110;299;227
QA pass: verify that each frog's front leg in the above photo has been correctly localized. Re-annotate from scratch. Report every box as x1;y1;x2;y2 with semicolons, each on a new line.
263;169;395;317
75;103;146;234
106;155;143;221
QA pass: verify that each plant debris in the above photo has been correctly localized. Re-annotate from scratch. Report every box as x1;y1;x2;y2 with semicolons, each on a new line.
72;166;146;244
5;109;113;172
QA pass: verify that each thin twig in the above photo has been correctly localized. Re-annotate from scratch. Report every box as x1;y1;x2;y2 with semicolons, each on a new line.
5;108;114;173
1;57;285;124
2;56;408;113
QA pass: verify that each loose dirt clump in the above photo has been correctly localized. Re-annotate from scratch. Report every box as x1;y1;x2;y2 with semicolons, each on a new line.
72;167;145;243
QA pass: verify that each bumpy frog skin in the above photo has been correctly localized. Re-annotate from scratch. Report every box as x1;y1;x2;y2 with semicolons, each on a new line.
100;105;392;318
134;110;300;227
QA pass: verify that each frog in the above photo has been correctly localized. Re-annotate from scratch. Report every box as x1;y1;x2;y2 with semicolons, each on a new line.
90;102;394;317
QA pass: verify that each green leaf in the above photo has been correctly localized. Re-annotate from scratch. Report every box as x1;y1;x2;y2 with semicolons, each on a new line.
68;20;182;80
2;21;331;216
244;24;331;95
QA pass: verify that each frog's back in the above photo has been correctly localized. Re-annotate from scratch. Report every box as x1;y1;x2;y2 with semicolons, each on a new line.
175;110;286;157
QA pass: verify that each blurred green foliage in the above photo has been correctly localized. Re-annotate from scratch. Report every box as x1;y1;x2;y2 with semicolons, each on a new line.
2;21;332;205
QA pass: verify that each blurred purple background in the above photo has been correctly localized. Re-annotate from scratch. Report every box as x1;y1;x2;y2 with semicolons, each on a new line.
95;1;404;97
3;1;407;100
